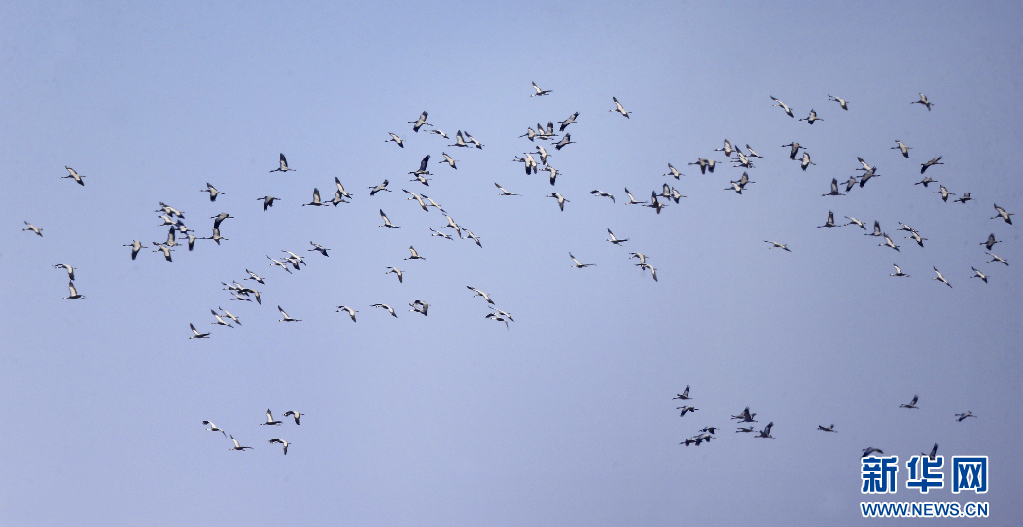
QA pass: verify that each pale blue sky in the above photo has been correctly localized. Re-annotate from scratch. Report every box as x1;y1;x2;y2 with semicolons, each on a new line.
2;1;1021;525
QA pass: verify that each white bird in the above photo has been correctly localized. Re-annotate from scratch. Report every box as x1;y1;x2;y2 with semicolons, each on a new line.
646;192;666;214
495;183;519;196
714;139;734;157
261;409;282;426
64;281;85;299
189;323;210;339
157;202;186;218
282;410;302;425
548;192;569;211
781;142;803;159
905;231;927;247
378;209;399;228
911;93;934;111
408;173;431;186
770;95;795;118
991;204;1014;225
385;132;404;148
270;153;295;173
408;111;431;132
229;435;253;451
530;81;552;97
268;438;290;455
664;163;683;179
277;305;301;322
485;313;510;329
386;267;403;283
428;129;449;139
22;221;43;237
970;267;988;283
827;94;848;110
542;165;559;186
202;421;227;436
519;127;537;141
569;252;595;268
623;188;645;205
745;144;763;158
301;188;325;207
799;109;822;124
371;303;398;318
464;228;483;248
629;252;648;266
606;229;628;245
442;216;461;238
210;309;234;328
558;111;579;131
609;96;630;118
890;264;910;277
639;263;658;281
336;305;358;322
764;240;791;252
62;166;85;186
405;246;425;260
900;395;920;409
467;286;494;304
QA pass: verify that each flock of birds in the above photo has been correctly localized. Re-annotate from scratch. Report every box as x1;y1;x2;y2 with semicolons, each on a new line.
25;84;1013;457
672;385;979;455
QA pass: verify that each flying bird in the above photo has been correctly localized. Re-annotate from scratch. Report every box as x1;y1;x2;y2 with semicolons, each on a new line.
530;81;552;97
901;395;920;409
378;209;399;228
920;156;943;174
547;192;569;211
283;411;302;425
569;253;595;268
277;306;301;322
818;424;837;432
229;435;253;451
268;438;290;455
408;111;431;132
467;286;494;304
991;204;1013;224
955;411;977;422
799;109;823;124
371;303;398;318
912;93;934;111
201;182;222;201
62;166;85;186
53;264;76;281
261;409;282;426
673;386;691;400
827;94;848;110
558;111;578;131
189;324;210;339
336;305;358;322
970;267;988;283
890;264;909;277
386;132;404;148
270;153;295;172
495;183;519;196
770;96;795;117
22;221;43;237
981;233;999;251
892;140;912;158
64;281;85;300
609;96;630;118
764;240;791;252
258;195;281;210
202;421;226;436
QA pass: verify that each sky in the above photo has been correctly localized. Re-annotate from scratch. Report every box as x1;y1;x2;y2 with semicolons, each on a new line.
2;1;1022;525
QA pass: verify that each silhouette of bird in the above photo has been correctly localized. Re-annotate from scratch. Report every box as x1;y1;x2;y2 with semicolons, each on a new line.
991;204;1013;224
920;156;943;173
911;93;934;111
900;395;920;408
